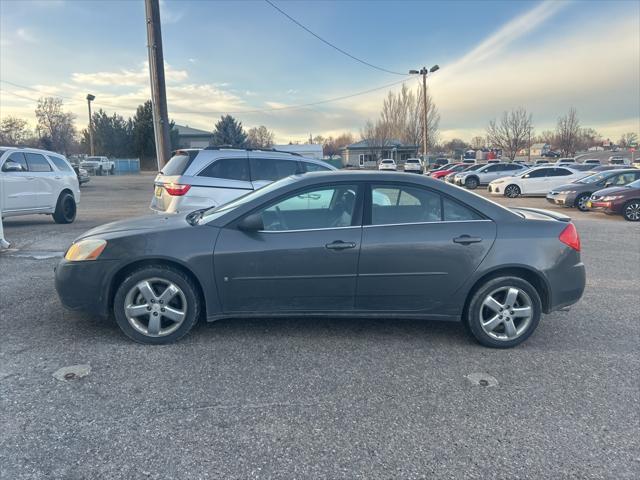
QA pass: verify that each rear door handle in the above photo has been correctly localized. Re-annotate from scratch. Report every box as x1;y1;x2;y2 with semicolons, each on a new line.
453;235;482;245
325;241;356;250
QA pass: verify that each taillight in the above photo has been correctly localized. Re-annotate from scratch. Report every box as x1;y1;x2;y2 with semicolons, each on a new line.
559;223;580;251
163;183;191;196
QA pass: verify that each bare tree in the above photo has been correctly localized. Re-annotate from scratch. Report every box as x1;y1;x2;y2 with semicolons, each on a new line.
486;107;533;161
0;117;36;146
555;108;581;156
536;130;556;147
35;97;77;154
246;125;275;149
471;136;485;149
361;119;391;161
322;132;354;159
618;132;638;148
378;82;439;150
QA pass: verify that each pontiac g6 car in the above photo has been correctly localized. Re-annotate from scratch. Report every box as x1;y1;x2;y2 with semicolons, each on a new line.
56;171;585;348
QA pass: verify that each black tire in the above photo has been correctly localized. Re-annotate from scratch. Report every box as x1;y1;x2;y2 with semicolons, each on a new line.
465;177;479;190
574;193;591;211
622;199;640;221
113;265;201;344
97;166;103;176
52;192;77;224
504;184;521;198
110;165;115;175
465;276;542;348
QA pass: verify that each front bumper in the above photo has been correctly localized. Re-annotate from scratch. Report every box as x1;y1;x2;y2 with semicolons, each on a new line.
487;184;504;195
546;192;575;207
55;258;119;318
586;200;620;214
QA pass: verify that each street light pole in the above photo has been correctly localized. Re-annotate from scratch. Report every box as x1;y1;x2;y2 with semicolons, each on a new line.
86;94;95;156
410;65;439;165
145;0;171;170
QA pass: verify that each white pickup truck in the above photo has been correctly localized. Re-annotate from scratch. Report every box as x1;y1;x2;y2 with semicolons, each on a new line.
81;156;115;175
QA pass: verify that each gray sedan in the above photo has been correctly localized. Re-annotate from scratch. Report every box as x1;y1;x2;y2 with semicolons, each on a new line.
55;171;585;348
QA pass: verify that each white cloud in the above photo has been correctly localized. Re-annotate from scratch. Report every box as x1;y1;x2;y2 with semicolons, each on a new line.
159;0;183;25
71;62;188;86
16;28;37;43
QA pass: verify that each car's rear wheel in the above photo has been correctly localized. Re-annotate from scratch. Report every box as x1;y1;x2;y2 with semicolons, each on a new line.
574;193;591;211
465;177;479;189
466;276;542;348
113;266;201;344
52;192;76;224
504;184;521;198
622;200;640;221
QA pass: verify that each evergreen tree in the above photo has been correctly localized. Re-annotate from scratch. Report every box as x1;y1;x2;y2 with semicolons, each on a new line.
212;115;247;147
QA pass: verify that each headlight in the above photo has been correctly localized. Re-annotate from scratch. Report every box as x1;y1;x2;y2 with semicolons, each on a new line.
492;179;505;184
65;239;107;261
559;190;577;194
601;195;623;201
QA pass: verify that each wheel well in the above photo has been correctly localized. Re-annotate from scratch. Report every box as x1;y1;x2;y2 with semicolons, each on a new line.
58;188;74;200
108;259;206;318
466;175;479;182
462;267;550;322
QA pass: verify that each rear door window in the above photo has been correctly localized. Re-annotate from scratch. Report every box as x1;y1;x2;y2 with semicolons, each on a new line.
25;153;52;172
371;185;441;225
250;158;300;181
47;155;74;172
199;158;250;181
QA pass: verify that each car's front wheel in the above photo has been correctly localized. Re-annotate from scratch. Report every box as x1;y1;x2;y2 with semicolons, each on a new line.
504;184;521;198
574;193;591;211
465;177;479;189
113;266;201;344
465;276;542;348
622;199;640;221
52;192;77;224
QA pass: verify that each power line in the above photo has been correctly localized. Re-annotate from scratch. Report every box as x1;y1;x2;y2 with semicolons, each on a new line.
264;0;408;76
1;77;410;115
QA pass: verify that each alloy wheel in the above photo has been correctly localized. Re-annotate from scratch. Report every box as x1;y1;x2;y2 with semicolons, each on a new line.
479;286;533;341
624;201;640;221
576;194;590;211
504;185;520;198
124;278;188;337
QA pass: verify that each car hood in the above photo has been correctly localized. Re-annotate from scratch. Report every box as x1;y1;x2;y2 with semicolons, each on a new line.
552;182;591;192
591;185;637;197
75;213;190;241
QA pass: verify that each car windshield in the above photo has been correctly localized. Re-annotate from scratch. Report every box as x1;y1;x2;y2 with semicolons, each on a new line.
576;172;611;184
462;164;482;171
85;157;101;161
198;175;298;224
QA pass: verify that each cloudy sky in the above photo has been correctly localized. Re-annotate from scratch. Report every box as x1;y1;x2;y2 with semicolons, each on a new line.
0;0;638;143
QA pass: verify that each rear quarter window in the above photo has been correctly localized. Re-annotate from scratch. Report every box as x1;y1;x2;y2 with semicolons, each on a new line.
303;162;332;172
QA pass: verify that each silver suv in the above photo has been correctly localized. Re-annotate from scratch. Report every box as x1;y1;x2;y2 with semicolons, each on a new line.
453;162;528;189
151;147;336;213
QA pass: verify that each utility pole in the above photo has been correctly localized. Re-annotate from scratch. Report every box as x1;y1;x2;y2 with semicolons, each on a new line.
421;69;428;161
409;65;439;165
144;0;171;170
528;127;531;163
86;94;95;156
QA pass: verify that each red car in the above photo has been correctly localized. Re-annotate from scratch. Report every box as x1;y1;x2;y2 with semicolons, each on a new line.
587;178;640;221
429;163;467;180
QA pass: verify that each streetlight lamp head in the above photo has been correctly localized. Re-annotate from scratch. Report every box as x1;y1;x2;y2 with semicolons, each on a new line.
429;65;440;73
86;94;95;101
408;69;419;74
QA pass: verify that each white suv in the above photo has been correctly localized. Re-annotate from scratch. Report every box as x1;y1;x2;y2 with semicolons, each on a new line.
0;147;80;223
151;147;337;213
403;158;423;173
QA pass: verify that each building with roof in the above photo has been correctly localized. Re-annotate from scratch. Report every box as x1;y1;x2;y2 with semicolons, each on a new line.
530;143;550;156
341;139;419;168
175;125;213;149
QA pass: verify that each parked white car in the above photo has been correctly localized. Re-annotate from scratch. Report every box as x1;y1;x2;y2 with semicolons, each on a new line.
403;158;423;173
378;159;397;171
81;156;115;175
151;147;336;213
0;147;80;223
608;155;630;165
487;166;588;198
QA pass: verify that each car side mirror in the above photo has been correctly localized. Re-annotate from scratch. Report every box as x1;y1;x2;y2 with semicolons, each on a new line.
238;213;264;232
2;160;24;172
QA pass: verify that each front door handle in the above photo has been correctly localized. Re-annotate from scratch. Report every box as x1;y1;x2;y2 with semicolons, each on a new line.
325;241;356;250
453;235;482;245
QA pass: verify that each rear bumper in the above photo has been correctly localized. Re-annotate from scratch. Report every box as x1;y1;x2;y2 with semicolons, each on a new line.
545;261;586;313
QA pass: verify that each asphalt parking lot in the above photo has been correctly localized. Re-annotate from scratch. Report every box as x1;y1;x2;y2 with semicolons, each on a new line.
1;173;638;479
